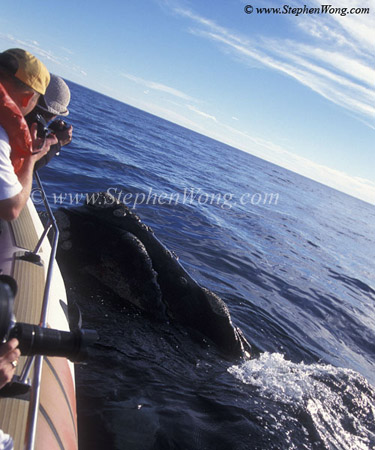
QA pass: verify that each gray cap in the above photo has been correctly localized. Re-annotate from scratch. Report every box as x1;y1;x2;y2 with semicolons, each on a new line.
38;74;70;116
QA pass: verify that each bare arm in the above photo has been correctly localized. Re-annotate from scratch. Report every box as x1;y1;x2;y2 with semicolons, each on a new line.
0;124;57;221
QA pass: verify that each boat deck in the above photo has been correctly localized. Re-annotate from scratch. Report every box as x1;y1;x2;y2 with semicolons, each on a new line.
0;201;78;450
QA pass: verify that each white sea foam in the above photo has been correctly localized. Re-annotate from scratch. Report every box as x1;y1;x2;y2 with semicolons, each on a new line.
228;352;375;449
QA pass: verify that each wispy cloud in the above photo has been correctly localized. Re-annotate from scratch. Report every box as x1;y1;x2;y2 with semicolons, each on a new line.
60;46;75;56
173;3;375;128
0;33;62;65
187;104;217;122
0;33;88;78
121;72;197;102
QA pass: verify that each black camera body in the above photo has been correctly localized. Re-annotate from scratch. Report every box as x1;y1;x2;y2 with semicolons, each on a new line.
47;119;70;133
0;279;98;363
36;114;70;139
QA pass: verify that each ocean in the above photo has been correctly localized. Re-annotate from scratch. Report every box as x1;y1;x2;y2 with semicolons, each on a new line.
38;81;375;450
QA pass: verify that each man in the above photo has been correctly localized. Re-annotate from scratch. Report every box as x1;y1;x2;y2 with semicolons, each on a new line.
0;48;57;221
26;73;73;171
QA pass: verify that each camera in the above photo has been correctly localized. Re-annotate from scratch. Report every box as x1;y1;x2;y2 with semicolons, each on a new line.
36;114;70;139
0;278;98;363
47;119;70;134
36;114;53;139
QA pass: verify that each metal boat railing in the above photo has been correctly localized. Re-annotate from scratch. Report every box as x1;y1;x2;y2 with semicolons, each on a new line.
19;171;60;450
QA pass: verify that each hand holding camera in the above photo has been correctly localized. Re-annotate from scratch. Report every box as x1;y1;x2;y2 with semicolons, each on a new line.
0;279;98;371
0;338;20;389
36;114;73;147
51;120;73;147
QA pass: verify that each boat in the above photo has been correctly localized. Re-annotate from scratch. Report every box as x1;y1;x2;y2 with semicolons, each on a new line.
0;172;78;450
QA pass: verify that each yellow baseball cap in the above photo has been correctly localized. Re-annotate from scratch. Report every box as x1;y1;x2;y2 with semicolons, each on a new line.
0;48;50;95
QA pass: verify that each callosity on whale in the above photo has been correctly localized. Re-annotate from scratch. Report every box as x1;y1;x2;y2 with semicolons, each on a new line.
56;192;251;359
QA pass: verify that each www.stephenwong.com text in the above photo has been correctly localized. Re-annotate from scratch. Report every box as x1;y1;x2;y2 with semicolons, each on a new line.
31;187;280;210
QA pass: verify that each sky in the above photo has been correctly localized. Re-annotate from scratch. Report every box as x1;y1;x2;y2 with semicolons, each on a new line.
1;0;374;204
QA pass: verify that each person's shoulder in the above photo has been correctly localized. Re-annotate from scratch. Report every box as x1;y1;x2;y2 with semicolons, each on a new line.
0;125;10;144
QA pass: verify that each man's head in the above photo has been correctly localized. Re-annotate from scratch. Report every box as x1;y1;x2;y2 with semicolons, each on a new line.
0;48;50;115
37;74;70;118
25;74;71;126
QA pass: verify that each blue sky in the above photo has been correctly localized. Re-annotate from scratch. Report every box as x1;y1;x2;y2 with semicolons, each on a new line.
1;0;374;203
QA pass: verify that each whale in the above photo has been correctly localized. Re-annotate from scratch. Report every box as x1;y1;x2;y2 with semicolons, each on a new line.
55;192;251;359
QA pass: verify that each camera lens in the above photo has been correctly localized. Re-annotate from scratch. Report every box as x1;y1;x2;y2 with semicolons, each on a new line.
9;323;98;362
0;280;14;342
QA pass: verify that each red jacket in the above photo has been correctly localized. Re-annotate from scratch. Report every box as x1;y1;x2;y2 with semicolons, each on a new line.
0;82;33;173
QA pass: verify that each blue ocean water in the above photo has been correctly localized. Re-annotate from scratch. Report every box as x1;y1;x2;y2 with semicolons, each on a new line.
39;81;375;449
